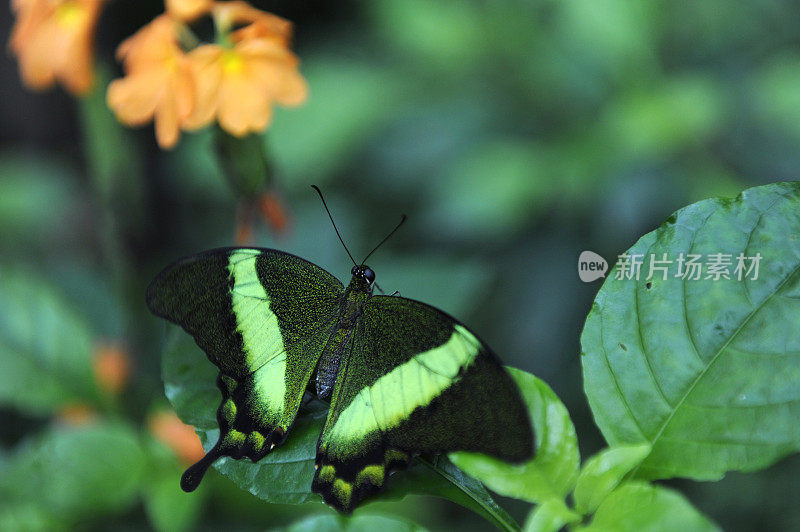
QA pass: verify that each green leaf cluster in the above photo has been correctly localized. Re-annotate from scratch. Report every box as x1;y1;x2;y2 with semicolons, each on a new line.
161;182;800;531
0;264;203;531
582;182;800;480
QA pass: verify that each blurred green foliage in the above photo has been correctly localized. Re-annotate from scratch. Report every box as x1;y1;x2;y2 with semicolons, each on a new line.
2;0;800;530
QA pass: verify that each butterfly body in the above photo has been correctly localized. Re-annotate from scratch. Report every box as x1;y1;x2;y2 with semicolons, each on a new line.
316;272;372;399
147;247;534;513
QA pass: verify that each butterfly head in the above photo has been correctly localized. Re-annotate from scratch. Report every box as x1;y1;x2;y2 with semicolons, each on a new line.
351;264;376;286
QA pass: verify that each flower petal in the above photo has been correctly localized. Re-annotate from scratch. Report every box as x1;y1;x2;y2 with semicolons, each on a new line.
107;70;165;125
217;72;272;136
10;0;106;95
155;88;181;149
16;18;60;90
165;0;212;22
117;15;178;72
184;45;224;130
244;56;308;106
214;1;291;39
58;23;96;94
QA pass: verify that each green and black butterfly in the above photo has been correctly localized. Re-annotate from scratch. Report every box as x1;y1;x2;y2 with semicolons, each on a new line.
146;188;534;513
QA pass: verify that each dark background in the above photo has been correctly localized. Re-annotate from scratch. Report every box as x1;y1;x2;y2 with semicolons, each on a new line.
2;0;799;530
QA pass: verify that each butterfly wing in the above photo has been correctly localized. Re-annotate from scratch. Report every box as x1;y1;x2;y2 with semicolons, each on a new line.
146;248;344;490
311;295;533;512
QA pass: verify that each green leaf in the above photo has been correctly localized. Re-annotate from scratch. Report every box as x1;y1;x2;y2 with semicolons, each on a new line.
450;368;580;503
163;327;515;529
601;76;724;161
144;474;204;532
386;456;520;532
78;64;144;209
0;422;145;523
575;482;719;532
423;141;556;240
201;416;325;506
0;151;78;247
370;0;486;67
0;504;63;532
268;58;404;188
163;325;323;505
523;499;580;532
214;129;272;197
581;182;800;480
280;513;428;532
0;266;99;414
573;444;652;515
142;438;204;532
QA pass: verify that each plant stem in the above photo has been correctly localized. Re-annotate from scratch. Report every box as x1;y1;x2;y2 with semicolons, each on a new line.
418;456;521;532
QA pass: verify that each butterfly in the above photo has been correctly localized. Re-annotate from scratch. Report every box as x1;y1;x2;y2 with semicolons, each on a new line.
146;187;534;513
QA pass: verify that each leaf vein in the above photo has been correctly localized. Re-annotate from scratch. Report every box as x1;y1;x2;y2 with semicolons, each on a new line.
642;205;800;461
599;306;646;438
635;237;672;409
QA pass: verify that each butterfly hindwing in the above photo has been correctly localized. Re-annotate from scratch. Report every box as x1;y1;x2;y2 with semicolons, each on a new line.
311;295;534;512
146;248;344;489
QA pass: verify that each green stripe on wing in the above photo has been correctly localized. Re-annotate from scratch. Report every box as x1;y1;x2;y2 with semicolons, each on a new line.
312;296;533;513
228;250;287;427
146;247;343;491
325;325;481;446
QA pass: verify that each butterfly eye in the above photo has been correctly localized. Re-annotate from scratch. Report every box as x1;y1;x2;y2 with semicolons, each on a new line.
363;268;375;284
351;265;360;276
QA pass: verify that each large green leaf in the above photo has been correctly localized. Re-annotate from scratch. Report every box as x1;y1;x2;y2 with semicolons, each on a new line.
0;267;99;414
162;327;515;529
581;182;800;480
572;444;651;515
450;368;580;503
574;482;719;532
0;422;145;524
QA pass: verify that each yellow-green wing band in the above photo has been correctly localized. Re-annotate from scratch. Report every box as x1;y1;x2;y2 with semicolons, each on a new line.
146;247;343;491
228;250;287;428
312;296;533;513
325;325;481;446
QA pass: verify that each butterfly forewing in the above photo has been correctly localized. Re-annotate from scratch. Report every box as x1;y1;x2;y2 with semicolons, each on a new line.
311;295;533;513
146;248;344;489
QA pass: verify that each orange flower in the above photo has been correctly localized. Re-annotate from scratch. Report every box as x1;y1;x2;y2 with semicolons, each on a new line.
149;410;206;465
9;0;105;95
56;403;97;425
165;0;213;22
213;1;291;41
93;341;132;395
184;4;307;136
107;15;195;149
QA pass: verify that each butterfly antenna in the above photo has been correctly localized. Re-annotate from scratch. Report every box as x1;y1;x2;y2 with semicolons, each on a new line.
361;214;407;265
312;185;357;266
